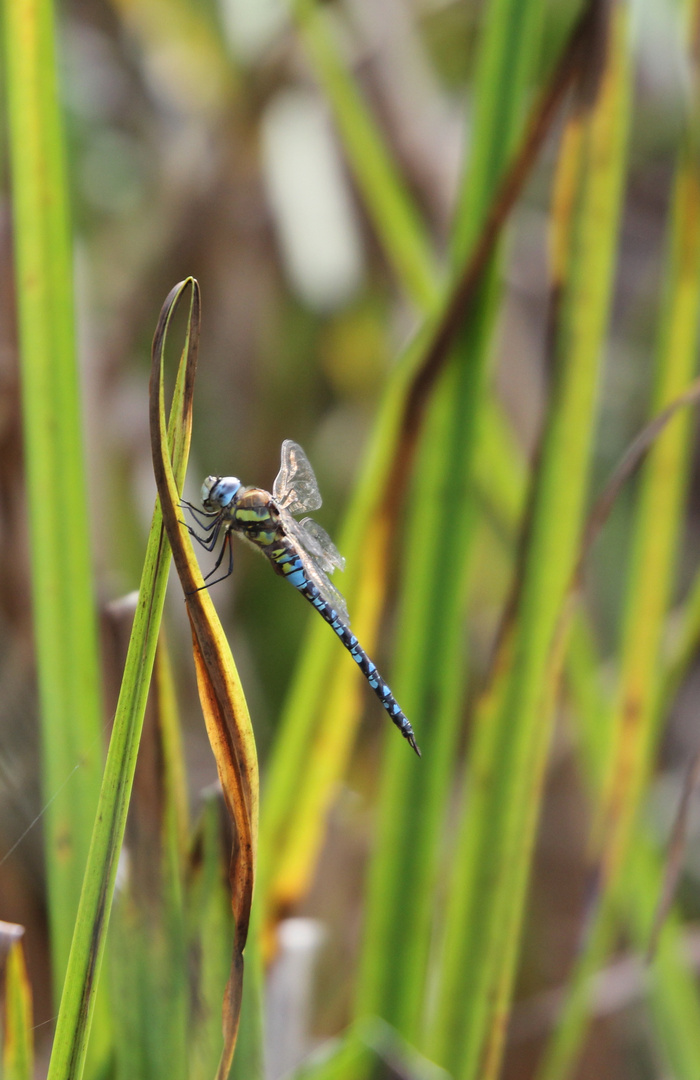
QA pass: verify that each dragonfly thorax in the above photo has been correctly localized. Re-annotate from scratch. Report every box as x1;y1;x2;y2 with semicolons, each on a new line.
201;475;242;512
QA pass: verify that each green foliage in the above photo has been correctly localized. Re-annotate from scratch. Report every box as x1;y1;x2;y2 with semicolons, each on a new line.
3;0;700;1078
2;0;105;1005
2;933;33;1080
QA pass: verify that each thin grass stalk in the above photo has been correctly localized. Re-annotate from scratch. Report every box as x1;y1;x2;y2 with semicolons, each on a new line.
593;58;700;900
352;378;452;1024
156;633;191;864
187;793;235;1080
536;3;700;1072
2;937;33;1080
45;281;198;1080
450;0;543;263
625;841;700;1077
552;607;700;1077
353;276;506;1031
660;562;700;712
558;639;700;1079
110;631;189;1080
154;634;190;1068
155;639;192;1076
429;8;632;1076
354;0;543;1039
3;0;105;1000
478;12;634;1067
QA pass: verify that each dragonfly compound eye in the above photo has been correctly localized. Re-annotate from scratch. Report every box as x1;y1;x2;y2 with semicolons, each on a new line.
201;476;241;510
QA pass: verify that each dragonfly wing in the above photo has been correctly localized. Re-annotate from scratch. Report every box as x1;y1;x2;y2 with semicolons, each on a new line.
272;440;322;515
299;517;345;573
299;549;350;625
281;511;350;624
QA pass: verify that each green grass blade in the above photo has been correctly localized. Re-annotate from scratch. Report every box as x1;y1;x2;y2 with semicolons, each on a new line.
45;280;199;1080
545;611;700;1080
354;0;543;1039
109;633;189;1080
188;791;236;1080
429;9;632;1076
593;99;700;903
660;561;700;712
2;0;105;999
187;792;263;1080
450;0;543;264
2;930;33;1080
536;3;700;1070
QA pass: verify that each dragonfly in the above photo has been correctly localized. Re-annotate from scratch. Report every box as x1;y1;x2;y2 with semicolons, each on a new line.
182;439;420;756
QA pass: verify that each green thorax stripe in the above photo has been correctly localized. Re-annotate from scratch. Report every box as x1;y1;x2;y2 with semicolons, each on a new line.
234;505;272;523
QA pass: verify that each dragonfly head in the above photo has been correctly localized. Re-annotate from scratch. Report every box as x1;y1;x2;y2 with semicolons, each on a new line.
201;476;242;512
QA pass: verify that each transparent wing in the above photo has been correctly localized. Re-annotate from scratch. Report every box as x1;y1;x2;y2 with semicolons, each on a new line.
299;517;345;574
280;510;350;624
272;440;322;515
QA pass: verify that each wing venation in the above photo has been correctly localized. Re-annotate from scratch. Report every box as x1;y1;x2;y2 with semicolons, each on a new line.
272;440;322;515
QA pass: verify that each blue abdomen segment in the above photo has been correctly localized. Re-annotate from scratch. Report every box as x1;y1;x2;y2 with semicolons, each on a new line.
270;545;420;756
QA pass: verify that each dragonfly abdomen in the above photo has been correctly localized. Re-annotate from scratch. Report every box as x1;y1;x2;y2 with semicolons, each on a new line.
269;542;420;756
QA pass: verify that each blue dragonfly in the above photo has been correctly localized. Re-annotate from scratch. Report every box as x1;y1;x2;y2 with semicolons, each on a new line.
182;439;420;756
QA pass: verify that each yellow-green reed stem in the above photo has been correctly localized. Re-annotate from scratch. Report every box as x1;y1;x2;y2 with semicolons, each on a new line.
354;0;543;1041
3;0;105;1002
46;281;197;1080
660;560;700;713
594;167;700;905
109;634;189;1080
3;940;33;1080
549;637;700;1080
450;0;543;264
430;9;632;1077
188;793;236;1080
537;3;700;1073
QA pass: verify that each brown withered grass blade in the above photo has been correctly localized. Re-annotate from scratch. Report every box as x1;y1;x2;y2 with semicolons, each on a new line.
149;280;258;1079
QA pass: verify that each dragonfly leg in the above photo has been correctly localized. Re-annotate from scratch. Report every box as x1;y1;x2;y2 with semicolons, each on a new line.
189;531;235;593
180;499;217;516
180;501;220;528
203;531;233;580
189;515;221;534
182;516;224;552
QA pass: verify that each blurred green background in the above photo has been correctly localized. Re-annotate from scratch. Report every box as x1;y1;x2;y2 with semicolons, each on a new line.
3;0;700;1077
